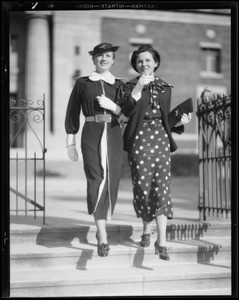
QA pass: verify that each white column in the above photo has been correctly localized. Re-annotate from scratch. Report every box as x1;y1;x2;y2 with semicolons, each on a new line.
25;12;50;156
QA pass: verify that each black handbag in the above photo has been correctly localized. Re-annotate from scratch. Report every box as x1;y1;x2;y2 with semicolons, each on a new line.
168;98;193;128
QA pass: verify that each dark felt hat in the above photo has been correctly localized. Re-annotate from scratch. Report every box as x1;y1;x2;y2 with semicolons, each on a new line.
89;43;119;56
131;45;161;73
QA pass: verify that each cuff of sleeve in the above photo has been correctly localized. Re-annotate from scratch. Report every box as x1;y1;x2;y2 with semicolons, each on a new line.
114;105;121;116
66;134;76;147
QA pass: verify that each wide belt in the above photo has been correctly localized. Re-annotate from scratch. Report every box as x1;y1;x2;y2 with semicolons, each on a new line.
85;114;112;123
142;118;162;128
143;118;162;122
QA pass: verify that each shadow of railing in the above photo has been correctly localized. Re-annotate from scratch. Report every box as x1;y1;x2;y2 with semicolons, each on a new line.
11;216;229;271
166;222;210;241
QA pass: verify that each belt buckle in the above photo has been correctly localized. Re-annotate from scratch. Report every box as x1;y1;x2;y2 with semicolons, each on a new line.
95;114;111;122
149;120;155;129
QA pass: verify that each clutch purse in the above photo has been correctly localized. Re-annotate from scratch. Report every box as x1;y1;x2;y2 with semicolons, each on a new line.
168;98;193;127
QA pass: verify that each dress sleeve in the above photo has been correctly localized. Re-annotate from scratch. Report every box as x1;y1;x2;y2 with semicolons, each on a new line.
115;80;125;107
167;87;172;113
121;81;138;117
167;88;185;134
171;124;185;134
65;79;83;134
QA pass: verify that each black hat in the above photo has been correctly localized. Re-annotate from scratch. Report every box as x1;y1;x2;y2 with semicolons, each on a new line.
89;43;119;56
131;45;161;73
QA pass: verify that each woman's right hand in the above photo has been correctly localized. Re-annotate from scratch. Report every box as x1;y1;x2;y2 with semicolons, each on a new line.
118;113;129;124
138;72;154;89
67;145;79;161
132;72;154;101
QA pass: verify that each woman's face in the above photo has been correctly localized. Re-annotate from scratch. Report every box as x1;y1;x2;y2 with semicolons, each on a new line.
93;51;115;73
136;51;158;75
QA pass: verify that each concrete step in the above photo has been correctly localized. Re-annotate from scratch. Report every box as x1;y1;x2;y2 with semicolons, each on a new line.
10;220;231;246
10;236;231;271
10;262;231;297
144;288;232;296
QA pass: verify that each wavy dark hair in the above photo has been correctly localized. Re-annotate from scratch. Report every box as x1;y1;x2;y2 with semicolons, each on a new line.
131;45;161;73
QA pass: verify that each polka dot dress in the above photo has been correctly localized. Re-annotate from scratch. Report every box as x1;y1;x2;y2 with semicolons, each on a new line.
128;102;173;222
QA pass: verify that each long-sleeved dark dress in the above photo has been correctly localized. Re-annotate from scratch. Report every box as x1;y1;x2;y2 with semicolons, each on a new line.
65;77;124;220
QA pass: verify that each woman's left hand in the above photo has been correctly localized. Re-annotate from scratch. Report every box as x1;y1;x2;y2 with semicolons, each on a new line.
97;95;117;111
175;113;192;126
181;113;192;124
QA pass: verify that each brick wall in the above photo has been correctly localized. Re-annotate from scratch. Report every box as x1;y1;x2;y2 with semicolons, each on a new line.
102;16;231;151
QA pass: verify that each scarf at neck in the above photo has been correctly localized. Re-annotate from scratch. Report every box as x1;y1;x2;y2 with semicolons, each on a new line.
89;71;116;84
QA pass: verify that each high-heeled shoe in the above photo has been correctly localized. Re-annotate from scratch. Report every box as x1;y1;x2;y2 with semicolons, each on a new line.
140;233;151;247
154;241;170;261
95;233;110;257
97;243;110;257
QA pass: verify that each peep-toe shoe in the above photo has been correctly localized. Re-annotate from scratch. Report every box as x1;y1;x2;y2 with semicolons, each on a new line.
96;233;110;257
97;243;110;257
140;233;151;247
154;241;170;261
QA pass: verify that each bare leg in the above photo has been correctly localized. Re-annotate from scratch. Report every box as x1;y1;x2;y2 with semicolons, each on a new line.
94;215;107;244
155;214;167;246
140;220;152;247
143;220;151;234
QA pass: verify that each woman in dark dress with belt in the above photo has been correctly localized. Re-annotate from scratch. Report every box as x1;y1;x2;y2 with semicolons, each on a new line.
65;43;125;257
122;45;191;260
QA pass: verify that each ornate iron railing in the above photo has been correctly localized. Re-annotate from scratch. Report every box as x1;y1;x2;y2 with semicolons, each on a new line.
9;95;47;224
197;88;231;220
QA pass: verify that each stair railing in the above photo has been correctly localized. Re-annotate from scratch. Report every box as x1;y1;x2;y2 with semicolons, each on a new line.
197;88;231;220
9;94;47;224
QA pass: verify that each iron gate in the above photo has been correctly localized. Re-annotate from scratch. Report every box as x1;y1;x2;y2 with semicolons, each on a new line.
197;88;231;220
10;95;47;224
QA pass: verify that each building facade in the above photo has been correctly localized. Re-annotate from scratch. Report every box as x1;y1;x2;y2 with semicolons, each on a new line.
9;9;231;160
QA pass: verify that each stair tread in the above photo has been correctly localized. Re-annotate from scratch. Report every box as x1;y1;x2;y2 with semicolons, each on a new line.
11;262;231;287
10;219;231;233
10;236;231;257
146;287;232;296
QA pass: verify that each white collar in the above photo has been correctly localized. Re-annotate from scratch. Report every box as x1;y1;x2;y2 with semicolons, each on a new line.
89;71;116;84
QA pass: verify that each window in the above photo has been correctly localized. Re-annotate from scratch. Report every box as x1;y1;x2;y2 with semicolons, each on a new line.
10;35;19;93
202;48;221;73
199;42;223;78
72;43;81;85
11;34;18;52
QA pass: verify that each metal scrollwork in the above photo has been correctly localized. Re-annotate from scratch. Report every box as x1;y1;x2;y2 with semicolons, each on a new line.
10;98;17;107
9;97;45;154
28;110;44;123
9;95;46;224
10;110;23;123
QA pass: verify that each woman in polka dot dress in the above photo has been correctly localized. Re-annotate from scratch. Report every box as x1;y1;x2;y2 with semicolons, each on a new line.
122;45;191;260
